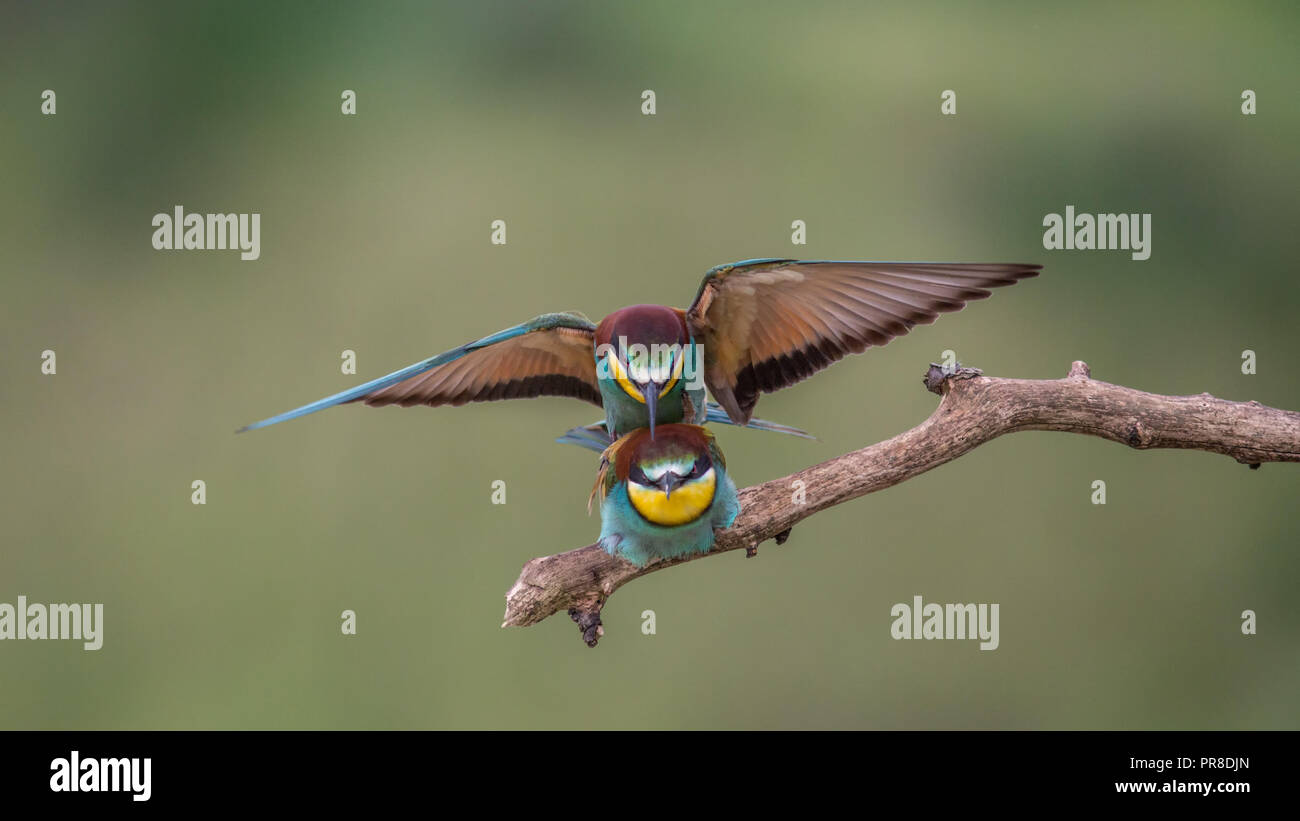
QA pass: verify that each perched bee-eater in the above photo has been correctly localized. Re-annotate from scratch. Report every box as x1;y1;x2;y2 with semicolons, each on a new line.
590;424;740;567
238;259;1039;438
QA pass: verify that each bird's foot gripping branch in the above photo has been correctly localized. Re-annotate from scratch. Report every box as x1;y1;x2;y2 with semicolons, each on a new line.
503;360;1300;647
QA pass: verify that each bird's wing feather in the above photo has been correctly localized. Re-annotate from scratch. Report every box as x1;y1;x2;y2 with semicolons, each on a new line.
701;426;727;473
556;423;614;453
588;437;626;514
238;312;599;432
684;260;1040;423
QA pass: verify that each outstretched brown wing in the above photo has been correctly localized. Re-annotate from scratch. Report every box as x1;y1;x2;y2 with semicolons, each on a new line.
238;312;600;432
364;323;601;408
684;260;1040;424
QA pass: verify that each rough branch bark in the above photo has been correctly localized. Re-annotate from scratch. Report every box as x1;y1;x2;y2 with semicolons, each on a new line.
503;361;1300;646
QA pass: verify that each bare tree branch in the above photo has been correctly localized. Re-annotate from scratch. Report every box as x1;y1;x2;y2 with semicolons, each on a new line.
503;361;1300;646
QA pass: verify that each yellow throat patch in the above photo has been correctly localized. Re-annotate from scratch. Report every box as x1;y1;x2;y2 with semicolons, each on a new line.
626;468;716;526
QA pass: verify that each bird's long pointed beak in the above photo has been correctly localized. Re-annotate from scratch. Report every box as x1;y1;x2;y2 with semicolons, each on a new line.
645;381;659;440
658;472;675;500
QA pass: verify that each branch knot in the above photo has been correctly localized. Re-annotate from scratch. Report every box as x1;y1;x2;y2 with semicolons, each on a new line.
924;363;984;395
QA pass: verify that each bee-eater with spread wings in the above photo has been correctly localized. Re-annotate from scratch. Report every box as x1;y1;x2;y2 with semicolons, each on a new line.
239;258;1039;439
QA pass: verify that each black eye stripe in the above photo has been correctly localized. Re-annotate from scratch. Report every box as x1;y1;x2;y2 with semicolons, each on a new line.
629;455;711;486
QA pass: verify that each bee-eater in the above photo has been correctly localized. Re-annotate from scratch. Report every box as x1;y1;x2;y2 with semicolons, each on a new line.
238;259;1039;438
590;424;740;567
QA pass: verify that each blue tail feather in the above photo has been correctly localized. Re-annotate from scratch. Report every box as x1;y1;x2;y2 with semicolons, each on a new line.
556;403;813;453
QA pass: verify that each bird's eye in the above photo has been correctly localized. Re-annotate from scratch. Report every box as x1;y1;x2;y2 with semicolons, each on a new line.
629;464;650;486
688;456;710;479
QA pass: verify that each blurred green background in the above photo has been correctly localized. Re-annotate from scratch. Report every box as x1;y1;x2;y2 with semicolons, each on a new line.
1;1;1297;729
